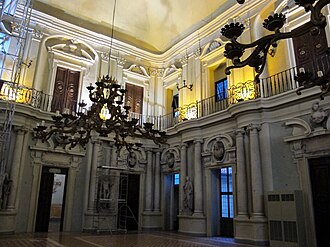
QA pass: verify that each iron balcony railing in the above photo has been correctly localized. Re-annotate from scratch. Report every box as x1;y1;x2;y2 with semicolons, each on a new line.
1;58;327;130
0;80;52;111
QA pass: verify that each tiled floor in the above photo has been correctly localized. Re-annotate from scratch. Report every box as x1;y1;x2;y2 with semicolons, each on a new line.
0;231;254;247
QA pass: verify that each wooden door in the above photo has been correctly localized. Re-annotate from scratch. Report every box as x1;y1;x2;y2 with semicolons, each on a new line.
293;28;328;75
51;67;80;113
125;83;143;114
309;157;330;247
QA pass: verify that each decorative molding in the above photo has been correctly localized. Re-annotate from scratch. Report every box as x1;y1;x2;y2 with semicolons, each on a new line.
41;152;72;166
45;37;96;62
207;40;222;54
285;118;312;138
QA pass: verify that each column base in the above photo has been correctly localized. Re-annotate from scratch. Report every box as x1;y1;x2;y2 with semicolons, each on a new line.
141;211;162;229
178;214;206;236
192;211;204;217
0;209;17;234
234;216;269;246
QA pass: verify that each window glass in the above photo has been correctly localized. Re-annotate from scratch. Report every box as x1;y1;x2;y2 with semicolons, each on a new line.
221;195;229;217
220;167;234;219
229;195;234;218
215;78;228;101
174;173;180;185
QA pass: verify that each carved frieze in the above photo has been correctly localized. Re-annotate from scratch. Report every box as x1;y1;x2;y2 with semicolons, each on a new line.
41;152;72;167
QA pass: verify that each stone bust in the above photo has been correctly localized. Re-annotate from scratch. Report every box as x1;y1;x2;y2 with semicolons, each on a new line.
166;152;175;168
127;151;137;168
213;140;225;161
310;102;328;129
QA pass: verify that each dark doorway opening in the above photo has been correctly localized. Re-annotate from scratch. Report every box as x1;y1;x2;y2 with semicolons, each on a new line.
118;173;140;231
164;173;179;231
309;156;330;247
35;166;68;232
126;174;140;230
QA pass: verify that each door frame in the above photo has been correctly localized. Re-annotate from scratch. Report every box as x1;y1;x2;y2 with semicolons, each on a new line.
47;60;85;112
205;165;236;237
28;145;84;232
295;153;330;247
35;166;68;232
308;156;330;247
163;172;180;231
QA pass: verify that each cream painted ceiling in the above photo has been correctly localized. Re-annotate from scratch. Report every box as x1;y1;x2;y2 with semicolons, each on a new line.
34;0;230;53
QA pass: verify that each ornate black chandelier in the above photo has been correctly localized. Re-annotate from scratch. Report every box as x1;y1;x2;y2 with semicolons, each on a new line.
33;0;167;150
221;0;330;98
33;75;167;150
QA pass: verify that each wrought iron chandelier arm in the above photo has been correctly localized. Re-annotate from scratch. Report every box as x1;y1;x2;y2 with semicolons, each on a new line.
312;0;330;25
225;39;269;74
231;33;277;49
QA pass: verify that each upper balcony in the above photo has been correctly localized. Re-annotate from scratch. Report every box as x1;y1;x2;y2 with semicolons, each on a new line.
1;53;329;131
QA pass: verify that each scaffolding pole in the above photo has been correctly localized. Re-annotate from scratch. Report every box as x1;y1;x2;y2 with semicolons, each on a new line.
0;0;32;209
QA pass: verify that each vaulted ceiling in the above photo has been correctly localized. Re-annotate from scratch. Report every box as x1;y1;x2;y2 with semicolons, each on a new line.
34;0;230;54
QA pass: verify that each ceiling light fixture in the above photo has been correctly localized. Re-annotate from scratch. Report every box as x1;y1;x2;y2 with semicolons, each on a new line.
221;0;330;98
33;0;167;151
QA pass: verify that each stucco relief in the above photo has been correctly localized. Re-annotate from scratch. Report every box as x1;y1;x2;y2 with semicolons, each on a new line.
160;147;180;172
202;134;235;166
45;37;96;62
116;148;146;170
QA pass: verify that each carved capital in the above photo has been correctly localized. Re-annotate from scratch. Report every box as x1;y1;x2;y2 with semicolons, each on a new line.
247;124;261;133
150;68;164;77
117;57;126;67
194;47;202;57
193;138;203;144
181;143;188;150
14;126;28;134
101;52;109;61
234;128;245;136
91;139;102;146
32;28;44;40
180;55;188;66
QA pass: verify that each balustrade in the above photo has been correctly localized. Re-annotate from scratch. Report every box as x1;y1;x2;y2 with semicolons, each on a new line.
1;62;322;130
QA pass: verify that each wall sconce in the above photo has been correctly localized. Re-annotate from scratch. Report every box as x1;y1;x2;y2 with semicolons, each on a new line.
177;80;193;91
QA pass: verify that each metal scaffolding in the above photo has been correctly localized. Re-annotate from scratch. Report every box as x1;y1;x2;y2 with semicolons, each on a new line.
0;0;32;209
